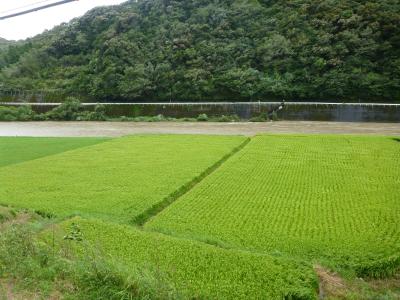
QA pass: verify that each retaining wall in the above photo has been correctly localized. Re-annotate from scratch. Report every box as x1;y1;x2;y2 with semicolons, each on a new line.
1;102;399;122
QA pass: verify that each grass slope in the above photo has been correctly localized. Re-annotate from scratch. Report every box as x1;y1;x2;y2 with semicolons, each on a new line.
52;217;318;299
0;135;246;223
0;137;109;167
146;135;400;277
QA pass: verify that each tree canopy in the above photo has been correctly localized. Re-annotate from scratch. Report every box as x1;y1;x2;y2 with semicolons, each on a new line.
0;0;399;102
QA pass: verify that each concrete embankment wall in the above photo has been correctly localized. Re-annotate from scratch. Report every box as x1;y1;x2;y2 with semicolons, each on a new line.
1;102;400;122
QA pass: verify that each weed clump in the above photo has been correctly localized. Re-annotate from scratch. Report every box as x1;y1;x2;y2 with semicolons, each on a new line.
249;113;269;122
197;113;208;121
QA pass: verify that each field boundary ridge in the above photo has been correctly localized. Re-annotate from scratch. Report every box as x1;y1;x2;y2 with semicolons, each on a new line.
132;137;251;226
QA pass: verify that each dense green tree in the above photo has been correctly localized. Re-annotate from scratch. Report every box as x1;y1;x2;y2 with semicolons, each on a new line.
0;0;399;102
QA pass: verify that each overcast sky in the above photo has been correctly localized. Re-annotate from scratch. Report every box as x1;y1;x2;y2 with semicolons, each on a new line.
0;0;127;40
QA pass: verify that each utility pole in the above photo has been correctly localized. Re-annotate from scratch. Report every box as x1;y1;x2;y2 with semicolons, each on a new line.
0;0;78;20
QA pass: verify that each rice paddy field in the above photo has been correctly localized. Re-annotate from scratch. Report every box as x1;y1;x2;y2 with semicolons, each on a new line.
1;134;399;299
146;135;400;277
0;135;247;222
51;217;317;299
0;136;109;167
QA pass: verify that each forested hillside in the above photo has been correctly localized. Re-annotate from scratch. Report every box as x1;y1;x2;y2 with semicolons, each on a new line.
0;0;399;102
0;38;12;49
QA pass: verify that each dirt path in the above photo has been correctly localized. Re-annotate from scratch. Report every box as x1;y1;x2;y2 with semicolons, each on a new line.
0;121;399;137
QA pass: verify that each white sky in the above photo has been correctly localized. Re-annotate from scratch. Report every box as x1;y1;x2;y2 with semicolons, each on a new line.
0;0;127;40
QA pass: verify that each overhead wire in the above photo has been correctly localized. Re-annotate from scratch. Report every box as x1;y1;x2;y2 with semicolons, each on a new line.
0;0;78;20
0;0;57;15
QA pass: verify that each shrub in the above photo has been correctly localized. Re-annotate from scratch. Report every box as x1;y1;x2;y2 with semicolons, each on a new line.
216;114;240;122
33;113;47;121
150;114;166;122
16;106;35;121
197;113;208;121
117;116;134;122
0;105;35;121
249;113;269;122
45;97;82;121
77;104;107;121
180;117;197;122
0;106;18;121
43;99;108;121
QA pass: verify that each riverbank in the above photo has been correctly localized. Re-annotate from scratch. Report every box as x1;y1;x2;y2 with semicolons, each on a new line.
1;121;399;137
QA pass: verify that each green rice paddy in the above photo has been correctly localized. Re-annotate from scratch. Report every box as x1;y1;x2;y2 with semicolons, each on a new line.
146;135;400;277
0;136;109;167
53;217;317;299
0;135;246;222
1;134;399;298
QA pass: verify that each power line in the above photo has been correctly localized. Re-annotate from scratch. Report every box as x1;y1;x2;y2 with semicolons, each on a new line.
0;0;56;15
0;0;79;20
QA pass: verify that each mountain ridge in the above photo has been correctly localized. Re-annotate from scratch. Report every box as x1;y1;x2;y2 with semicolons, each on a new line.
0;0;399;102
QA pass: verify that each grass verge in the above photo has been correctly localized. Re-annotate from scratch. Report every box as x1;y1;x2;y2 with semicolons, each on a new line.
0;208;181;300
